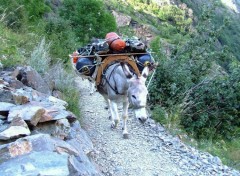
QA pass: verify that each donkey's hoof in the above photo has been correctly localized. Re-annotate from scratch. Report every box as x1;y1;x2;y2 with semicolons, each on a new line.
123;133;129;139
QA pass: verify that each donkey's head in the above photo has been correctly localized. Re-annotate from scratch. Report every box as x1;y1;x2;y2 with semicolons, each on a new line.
122;63;149;123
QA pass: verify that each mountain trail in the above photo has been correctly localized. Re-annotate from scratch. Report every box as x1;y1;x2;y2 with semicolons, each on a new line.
76;78;239;176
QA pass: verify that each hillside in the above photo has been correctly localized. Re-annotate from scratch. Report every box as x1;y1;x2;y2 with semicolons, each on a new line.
0;0;239;172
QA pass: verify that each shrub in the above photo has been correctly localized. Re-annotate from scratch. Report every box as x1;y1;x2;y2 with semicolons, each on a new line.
181;62;240;139
28;38;50;74
0;0;51;31
44;17;79;63
60;0;117;44
46;62;80;117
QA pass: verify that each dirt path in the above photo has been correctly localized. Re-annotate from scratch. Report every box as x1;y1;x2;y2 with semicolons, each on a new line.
76;78;239;176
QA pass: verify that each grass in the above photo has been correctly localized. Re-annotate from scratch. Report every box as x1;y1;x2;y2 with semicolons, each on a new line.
186;137;240;170
153;105;240;171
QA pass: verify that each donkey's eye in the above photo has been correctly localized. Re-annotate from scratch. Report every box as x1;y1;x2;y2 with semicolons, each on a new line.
132;95;136;99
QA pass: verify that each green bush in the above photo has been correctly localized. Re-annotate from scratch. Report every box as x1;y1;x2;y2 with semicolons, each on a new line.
46;62;80;117
60;0;117;44
0;0;51;31
28;38;50;74
181;61;240;140
44;17;79;63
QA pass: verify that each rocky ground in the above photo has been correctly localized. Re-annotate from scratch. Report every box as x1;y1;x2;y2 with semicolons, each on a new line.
0;67;99;176
77;78;240;176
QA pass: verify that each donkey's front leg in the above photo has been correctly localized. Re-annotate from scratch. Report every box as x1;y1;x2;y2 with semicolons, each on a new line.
122;97;129;139
109;100;120;128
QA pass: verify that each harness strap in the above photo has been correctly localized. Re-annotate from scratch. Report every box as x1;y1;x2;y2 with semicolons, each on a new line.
96;55;140;85
103;63;122;95
108;37;120;48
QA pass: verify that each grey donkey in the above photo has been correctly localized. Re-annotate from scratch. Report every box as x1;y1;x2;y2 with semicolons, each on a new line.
97;62;149;138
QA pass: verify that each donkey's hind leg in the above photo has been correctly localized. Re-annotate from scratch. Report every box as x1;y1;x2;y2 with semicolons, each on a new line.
122;97;129;139
109;100;120;128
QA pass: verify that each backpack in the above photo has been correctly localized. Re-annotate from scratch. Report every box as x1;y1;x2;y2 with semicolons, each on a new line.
125;38;147;53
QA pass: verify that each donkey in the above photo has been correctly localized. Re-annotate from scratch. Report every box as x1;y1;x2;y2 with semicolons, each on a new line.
97;62;149;138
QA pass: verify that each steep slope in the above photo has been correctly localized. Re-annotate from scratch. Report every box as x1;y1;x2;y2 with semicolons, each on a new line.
77;78;239;176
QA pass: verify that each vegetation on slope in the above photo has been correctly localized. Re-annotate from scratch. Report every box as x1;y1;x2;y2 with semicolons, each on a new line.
105;0;240;169
0;0;239;170
0;0;116;116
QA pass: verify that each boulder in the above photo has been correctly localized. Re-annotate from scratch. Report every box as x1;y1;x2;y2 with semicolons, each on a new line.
14;66;51;95
0;89;14;104
112;10;131;27
0;151;70;176
67;121;94;155
32;119;71;140
48;95;68;107
0;102;16;116
39;109;76;123
11;89;30;105
8;104;45;126
0;117;31;140
68;155;99;176
0;139;32;162
0;134;78;162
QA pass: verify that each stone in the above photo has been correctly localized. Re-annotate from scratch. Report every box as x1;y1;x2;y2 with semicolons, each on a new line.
11;89;30;105
8;79;24;89
8;104;45;126
32;119;70;140
0;117;30;140
0;133;80;162
48;95;68;107
0;126;30;140
67;121;94;155
112;10;131;27
0;102;16;116
0;115;7;120
68;155;99;176
0;102;16;111
0;140;32;162
39;109;76;123
0;89;14;104
15;66;51;95
0;151;69;176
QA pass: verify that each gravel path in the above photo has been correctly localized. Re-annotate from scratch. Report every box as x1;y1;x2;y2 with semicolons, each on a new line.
77;78;240;176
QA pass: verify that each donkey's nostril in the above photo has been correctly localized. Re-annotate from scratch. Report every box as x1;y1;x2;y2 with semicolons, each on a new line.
138;117;147;123
132;95;136;99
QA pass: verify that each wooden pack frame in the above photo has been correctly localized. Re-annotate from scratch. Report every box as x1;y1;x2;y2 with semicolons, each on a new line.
95;55;141;85
70;53;142;86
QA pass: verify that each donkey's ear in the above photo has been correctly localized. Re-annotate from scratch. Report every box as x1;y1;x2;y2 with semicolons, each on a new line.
121;62;133;79
141;66;149;79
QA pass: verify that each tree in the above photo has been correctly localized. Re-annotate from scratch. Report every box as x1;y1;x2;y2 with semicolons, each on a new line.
60;0;117;44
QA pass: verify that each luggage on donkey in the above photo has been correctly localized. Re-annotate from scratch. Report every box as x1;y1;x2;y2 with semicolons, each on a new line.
135;53;154;73
105;32;126;52
125;37;147;53
75;57;96;76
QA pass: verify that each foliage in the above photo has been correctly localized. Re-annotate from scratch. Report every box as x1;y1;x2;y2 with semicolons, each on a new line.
149;3;240;141
46;62;80;117
60;0;117;44
0;0;50;31
181;62;240;140
44;16;79;63
181;0;240;61
28;38;50;74
0;23;27;67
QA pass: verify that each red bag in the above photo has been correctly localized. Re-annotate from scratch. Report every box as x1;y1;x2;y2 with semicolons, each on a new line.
105;32;126;52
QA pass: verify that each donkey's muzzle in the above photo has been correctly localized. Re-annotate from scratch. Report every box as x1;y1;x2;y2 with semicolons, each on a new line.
138;117;148;123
